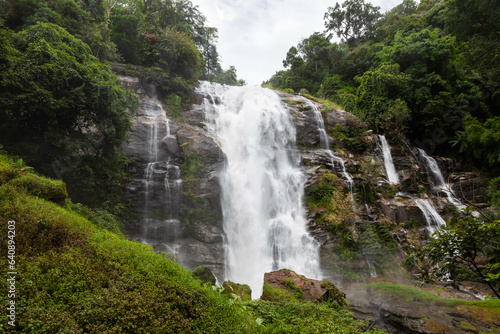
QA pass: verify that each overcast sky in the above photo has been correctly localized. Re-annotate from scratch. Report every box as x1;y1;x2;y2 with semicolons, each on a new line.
190;0;404;85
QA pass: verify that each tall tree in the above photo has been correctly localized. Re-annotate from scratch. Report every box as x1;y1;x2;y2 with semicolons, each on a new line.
324;0;381;49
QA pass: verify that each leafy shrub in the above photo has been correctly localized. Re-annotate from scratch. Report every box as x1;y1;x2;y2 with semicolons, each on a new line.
64;200;124;236
307;182;337;205
261;283;293;302
221;281;252;301
374;223;398;249
488;176;500;209
166;93;182;117
10;173;68;204
244;299;385;333
403;218;422;230
181;152;203;181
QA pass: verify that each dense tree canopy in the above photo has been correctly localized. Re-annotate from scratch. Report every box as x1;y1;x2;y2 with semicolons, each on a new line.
0;22;138;205
324;0;381;49
265;0;500;169
0;0;244;208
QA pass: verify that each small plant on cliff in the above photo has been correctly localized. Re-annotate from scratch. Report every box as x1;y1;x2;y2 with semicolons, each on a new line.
282;278;305;300
181;152;203;180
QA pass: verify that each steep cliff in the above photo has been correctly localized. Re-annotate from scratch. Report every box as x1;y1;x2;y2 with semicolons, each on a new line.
118;77;498;332
119;76;226;279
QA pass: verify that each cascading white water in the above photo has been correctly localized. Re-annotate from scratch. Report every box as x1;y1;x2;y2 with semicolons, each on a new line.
377;135;400;184
417;148;466;211
363;251;378;277
141;97;182;243
415;199;446;235
301;97;354;190
198;82;321;298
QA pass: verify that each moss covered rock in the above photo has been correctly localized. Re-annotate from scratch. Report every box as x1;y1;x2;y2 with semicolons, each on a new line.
262;269;346;306
221;281;252;301
192;265;216;285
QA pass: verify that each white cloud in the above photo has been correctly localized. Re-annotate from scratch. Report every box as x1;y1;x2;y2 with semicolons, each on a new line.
191;0;404;85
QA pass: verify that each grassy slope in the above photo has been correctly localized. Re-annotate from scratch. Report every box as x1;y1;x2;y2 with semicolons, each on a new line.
0;153;384;333
0;153;255;333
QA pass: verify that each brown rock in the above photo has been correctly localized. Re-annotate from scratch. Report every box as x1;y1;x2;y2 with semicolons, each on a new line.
262;269;346;305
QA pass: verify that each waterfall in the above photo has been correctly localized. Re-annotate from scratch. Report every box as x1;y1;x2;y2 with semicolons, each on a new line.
140;97;182;244
300;97;354;190
417;149;466;211
377;135;400;184
198;82;321;298
364;252;378;277
415;199;446;235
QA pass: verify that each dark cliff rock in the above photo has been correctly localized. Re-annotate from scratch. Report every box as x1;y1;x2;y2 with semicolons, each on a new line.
118;76;226;280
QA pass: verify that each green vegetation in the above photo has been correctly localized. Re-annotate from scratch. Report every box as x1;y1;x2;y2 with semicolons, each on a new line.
265;0;500;170
181;152;204;181
366;283;500;308
1;153;380;332
244;300;386;334
281;278;305;300
0;22;138;207
416;214;500;299
221;281;252;302
261;282;294;302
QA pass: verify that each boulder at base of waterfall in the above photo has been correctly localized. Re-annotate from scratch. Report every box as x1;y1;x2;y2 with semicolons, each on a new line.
192;265;216;285
221;281;252;301
262;269;346;305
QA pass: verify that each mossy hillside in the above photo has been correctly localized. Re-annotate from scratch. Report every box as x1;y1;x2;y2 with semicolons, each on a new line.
0;153;386;333
0;155;256;333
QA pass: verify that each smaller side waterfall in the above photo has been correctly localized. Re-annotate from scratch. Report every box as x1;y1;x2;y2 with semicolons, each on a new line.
417;149;465;211
377;135;400;184
363;251;378;277
140;97;183;245
302;97;354;189
415;199;446;235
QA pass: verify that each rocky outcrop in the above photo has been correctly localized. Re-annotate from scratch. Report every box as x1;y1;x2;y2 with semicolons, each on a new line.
192;265;217;285
343;281;500;334
263;269;346;304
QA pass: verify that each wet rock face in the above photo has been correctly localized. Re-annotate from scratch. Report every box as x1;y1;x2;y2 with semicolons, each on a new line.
119;76;226;280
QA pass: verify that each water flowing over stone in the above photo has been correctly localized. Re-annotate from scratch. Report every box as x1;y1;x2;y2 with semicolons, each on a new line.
417;148;466;211
415;199;446;235
377;135;400;184
137;95;183;247
198;82;321;298
300;97;354;190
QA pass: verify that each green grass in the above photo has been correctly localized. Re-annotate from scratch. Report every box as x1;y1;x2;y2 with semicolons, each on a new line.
365;283;500;308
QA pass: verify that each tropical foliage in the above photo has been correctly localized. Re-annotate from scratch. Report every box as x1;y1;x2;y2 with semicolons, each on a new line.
265;0;500;168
